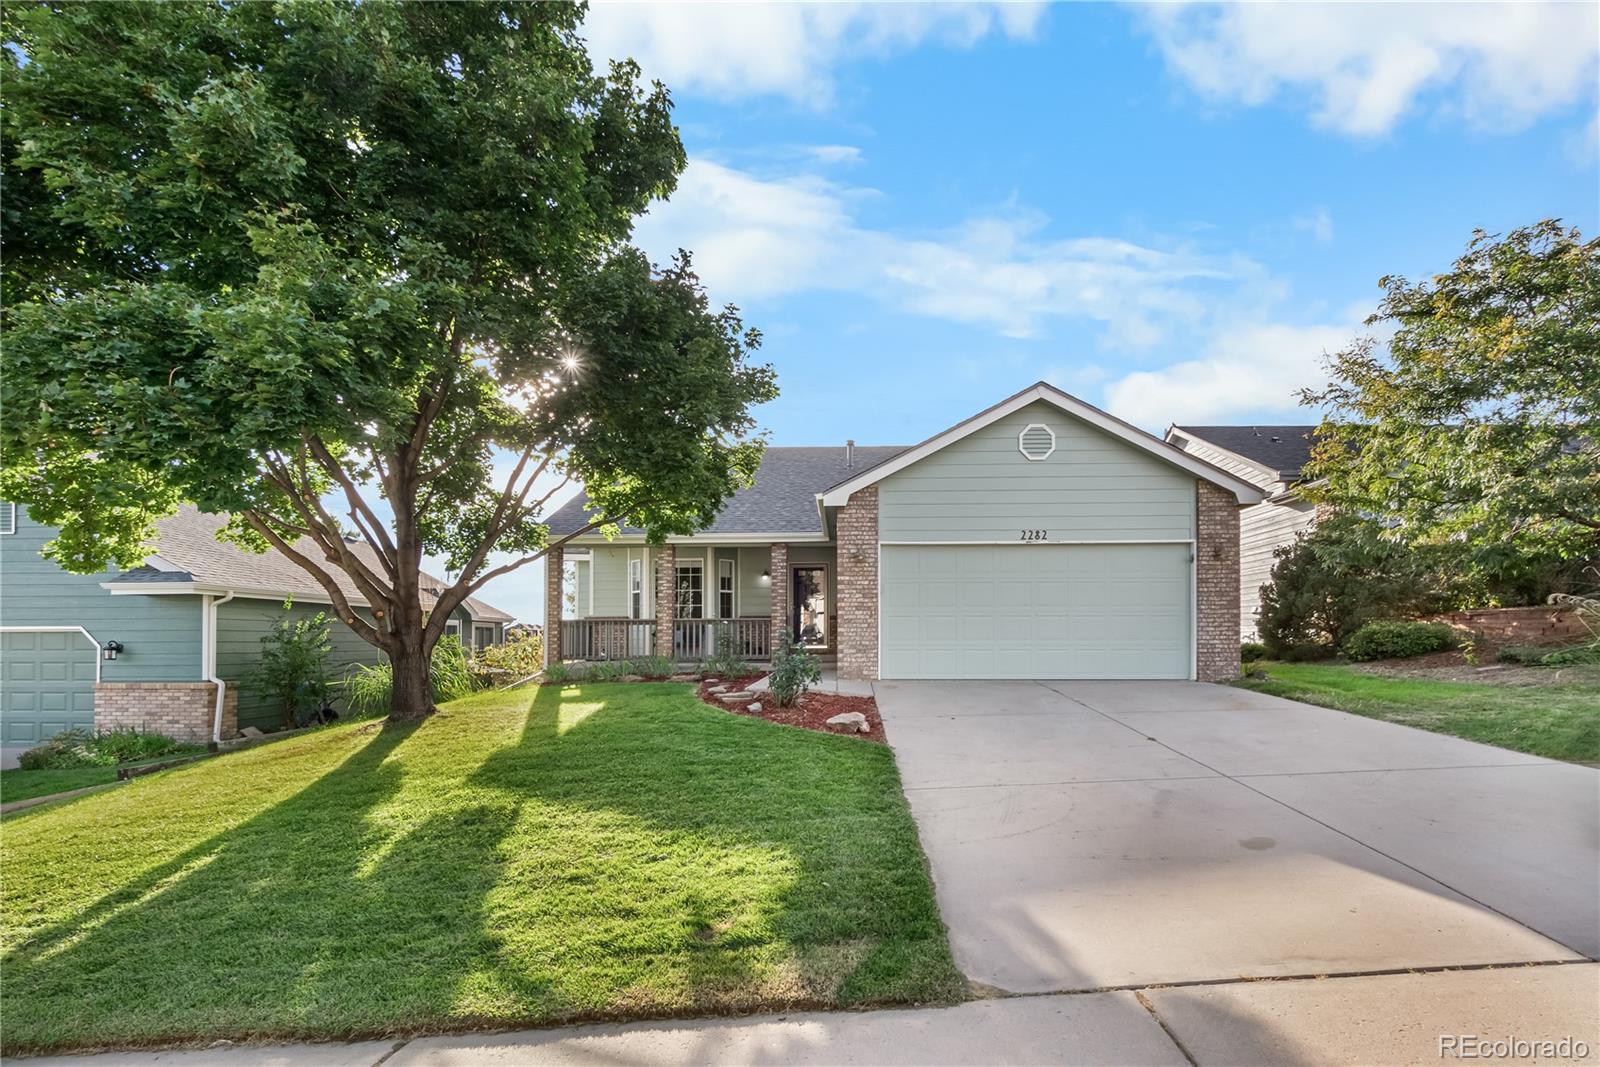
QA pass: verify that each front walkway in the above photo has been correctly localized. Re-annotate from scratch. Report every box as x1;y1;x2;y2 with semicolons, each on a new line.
37;964;1600;1065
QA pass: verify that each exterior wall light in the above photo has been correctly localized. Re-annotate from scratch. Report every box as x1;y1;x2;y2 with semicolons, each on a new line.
760;569;771;584
103;640;125;661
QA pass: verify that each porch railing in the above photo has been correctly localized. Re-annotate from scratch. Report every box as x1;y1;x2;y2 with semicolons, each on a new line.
562;618;656;660
561;618;772;663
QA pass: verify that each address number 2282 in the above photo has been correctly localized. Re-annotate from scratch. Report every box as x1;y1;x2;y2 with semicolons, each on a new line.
1019;529;1048;542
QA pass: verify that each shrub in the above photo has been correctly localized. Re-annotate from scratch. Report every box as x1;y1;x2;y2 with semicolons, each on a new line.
1342;620;1457;662
1257;514;1442;655
1279;641;1338;662
700;624;751;679
472;629;544;686
766;633;820;708
1496;645;1550;665
540;656;676;685
242;605;335;728
344;636;481;717
1240;642;1268;663
18;728;197;770
1540;645;1600;666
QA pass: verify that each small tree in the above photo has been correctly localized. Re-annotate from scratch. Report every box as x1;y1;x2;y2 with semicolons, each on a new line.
242;608;335;729
1;4;776;721
1301;220;1600;585
766;633;821;708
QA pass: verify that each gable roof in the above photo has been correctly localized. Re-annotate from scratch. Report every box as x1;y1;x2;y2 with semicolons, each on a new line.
1167;425;1317;482
102;506;514;623
818;382;1265;508
544;445;911;539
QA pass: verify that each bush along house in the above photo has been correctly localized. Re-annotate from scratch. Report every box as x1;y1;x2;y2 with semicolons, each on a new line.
0;504;511;763
544;382;1262;683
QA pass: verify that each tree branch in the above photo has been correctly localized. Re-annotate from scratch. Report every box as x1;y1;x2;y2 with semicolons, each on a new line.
243;510;389;650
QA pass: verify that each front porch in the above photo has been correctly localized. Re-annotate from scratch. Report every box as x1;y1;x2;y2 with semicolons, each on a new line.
547;540;841;667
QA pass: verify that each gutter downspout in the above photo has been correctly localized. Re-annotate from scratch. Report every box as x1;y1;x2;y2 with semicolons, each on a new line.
206;591;237;748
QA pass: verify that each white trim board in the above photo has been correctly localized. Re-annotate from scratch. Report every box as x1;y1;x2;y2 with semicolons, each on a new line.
818;382;1265;509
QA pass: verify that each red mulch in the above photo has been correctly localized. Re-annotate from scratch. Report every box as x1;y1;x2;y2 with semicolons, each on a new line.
696;675;886;744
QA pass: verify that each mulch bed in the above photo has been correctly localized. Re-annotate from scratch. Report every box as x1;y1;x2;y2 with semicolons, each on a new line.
1352;649;1600;687
697;675;886;744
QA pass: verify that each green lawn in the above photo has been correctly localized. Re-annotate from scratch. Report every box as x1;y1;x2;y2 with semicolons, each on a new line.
0;766;119;805
0;683;961;1054
1235;662;1600;763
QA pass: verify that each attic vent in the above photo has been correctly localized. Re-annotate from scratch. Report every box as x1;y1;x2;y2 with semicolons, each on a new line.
1018;423;1056;461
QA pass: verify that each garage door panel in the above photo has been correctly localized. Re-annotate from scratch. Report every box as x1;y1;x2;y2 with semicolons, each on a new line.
2;630;98;741
881;544;1191;680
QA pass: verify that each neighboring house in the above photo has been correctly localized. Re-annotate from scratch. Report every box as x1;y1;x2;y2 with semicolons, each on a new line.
545;382;1263;682
0;505;512;757
1163;424;1319;641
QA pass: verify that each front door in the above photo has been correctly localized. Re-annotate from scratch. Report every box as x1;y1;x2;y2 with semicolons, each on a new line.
791;564;828;648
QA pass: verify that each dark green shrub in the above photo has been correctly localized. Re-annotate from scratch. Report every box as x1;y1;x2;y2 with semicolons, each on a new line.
1257;515;1442;655
1495;645;1551;665
1342;621;1457;662
1240;642;1268;663
1280;641;1338;662
767;633;820;708
17;728;197;770
1540;645;1600;666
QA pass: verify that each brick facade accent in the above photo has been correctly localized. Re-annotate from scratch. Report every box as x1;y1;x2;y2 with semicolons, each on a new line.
768;542;789;653
654;543;677;657
1196;481;1242;681
544;546;563;666
95;682;238;744
836;486;879;681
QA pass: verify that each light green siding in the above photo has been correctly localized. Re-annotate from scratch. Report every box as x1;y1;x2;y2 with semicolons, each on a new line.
735;546;771;618
880;543;1192;679
0;510;203;684
572;559;592;616
879;401;1196;543
216;597;386;731
588;546;632;616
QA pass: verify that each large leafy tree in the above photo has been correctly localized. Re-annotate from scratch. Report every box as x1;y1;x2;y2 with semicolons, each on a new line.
1301;220;1599;582
1;2;776;719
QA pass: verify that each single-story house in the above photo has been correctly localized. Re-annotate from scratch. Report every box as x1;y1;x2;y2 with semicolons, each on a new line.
0;504;512;757
544;382;1264;682
1163;424;1319;641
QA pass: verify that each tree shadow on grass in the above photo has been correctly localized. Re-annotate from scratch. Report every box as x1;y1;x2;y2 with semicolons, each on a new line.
3;684;960;1053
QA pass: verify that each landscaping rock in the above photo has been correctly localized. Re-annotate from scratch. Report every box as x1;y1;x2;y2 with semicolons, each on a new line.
721;692;755;704
707;685;728;695
239;726;265;739
618;674;644;682
748;702;762;713
826;711;870;733
669;674;699;683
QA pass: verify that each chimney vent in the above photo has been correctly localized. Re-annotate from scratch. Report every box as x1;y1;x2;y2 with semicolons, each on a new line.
845;439;855;468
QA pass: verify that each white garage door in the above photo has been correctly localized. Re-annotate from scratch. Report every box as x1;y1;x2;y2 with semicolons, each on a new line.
880;544;1192;679
1;630;98;744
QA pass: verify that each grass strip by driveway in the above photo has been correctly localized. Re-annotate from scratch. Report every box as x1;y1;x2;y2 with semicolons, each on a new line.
0;766;118;805
1235;661;1600;763
0;683;962;1054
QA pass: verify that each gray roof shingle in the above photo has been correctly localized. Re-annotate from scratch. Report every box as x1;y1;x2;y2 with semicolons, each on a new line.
1171;425;1318;480
545;445;910;537
115;507;513;622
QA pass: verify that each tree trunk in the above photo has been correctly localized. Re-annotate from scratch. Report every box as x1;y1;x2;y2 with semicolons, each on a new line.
388;640;436;722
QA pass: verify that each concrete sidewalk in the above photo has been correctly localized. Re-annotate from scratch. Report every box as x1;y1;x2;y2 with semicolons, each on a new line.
36;964;1599;1066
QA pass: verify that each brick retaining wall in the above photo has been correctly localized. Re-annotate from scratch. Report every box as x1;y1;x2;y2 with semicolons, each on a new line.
95;682;238;743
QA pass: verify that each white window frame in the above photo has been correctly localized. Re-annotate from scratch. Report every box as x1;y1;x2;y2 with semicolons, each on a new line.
0;502;14;535
717;558;737;619
675;560;704;620
628;557;645;620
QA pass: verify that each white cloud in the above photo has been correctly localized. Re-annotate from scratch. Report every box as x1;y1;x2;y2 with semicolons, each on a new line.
1293;208;1334;244
635;160;1248;341
1135;2;1599;137
1102;321;1360;427
581;2;1044;103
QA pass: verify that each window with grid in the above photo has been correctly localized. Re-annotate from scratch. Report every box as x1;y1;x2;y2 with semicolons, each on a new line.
629;558;644;619
675;562;703;620
718;559;736;618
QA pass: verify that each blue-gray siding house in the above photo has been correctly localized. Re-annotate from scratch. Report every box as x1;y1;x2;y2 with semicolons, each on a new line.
0;504;512;760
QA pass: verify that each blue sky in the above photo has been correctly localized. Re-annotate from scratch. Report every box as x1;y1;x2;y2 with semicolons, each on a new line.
494;1;1600;624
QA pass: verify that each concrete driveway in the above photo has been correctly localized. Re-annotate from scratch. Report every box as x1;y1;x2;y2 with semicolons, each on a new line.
875;680;1600;995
